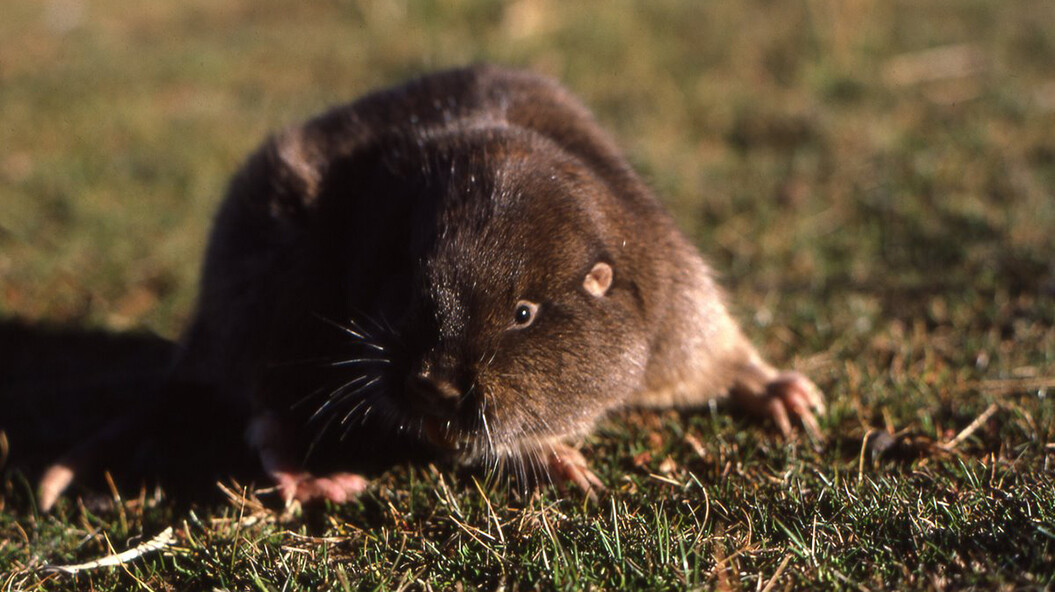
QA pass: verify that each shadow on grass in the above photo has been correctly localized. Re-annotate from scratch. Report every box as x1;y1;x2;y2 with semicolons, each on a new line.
0;318;440;511
0;318;256;508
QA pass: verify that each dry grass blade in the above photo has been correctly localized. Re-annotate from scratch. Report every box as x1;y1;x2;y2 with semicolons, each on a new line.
882;43;987;86
760;554;793;592
975;377;1055;395
42;527;175;575
941;403;1000;451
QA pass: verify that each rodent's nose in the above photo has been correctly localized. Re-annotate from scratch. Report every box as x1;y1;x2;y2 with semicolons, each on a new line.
405;373;462;415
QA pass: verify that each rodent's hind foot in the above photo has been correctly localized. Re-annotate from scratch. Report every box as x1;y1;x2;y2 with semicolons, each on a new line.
733;371;825;442
543;443;605;502
272;469;368;505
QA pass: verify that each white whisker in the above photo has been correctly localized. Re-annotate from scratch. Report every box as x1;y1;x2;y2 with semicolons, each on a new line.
327;357;392;367
332;376;382;407
307;374;371;420
312;312;373;341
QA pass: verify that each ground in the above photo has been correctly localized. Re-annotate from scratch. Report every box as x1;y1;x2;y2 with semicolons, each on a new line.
1;0;1053;589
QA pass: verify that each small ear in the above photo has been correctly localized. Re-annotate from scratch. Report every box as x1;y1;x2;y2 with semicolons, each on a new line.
582;262;613;297
269;127;324;205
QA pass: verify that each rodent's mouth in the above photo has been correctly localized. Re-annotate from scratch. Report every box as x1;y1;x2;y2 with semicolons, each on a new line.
421;415;466;450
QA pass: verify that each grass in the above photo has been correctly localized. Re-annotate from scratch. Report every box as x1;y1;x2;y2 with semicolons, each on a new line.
2;0;1054;589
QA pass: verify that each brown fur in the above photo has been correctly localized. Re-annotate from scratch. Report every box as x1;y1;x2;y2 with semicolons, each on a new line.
183;64;814;465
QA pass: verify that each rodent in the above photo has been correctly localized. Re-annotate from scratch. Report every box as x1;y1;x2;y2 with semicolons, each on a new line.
39;65;823;508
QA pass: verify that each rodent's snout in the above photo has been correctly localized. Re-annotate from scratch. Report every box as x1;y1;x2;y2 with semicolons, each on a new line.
404;372;463;418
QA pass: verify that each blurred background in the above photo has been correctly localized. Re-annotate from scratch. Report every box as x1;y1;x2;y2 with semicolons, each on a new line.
1;0;1053;415
2;2;1053;587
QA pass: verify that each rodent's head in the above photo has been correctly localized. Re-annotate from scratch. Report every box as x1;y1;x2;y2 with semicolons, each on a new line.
353;127;652;463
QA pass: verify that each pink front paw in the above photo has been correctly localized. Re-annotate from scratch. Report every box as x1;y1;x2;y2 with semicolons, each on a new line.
248;413;368;505
274;470;368;504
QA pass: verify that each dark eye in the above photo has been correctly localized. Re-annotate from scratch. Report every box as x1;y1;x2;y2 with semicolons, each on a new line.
512;301;538;328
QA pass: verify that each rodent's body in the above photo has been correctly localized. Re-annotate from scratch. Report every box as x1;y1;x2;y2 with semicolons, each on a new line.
40;66;822;507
